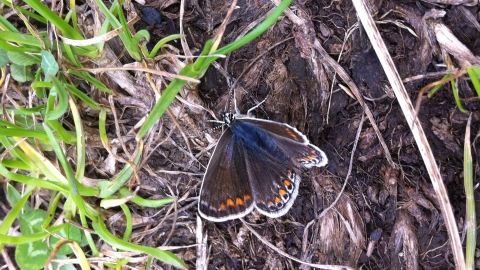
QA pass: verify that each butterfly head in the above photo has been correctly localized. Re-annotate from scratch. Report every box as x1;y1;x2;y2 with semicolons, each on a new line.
222;112;236;126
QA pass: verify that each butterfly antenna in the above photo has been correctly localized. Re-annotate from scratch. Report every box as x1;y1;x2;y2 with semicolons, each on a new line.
226;75;243;114
227;83;239;114
204;123;226;133
187;119;226;137
247;93;270;116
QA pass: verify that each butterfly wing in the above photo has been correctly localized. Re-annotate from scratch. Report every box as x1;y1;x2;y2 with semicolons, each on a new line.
237;116;328;168
244;149;302;217
198;129;255;222
234;117;328;217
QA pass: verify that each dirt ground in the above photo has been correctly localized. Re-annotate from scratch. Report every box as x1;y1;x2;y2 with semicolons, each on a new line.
119;0;480;269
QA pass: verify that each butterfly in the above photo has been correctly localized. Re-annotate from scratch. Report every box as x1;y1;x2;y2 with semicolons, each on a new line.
198;111;328;222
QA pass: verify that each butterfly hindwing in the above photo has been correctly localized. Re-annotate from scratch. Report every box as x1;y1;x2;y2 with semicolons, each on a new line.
244;150;302;217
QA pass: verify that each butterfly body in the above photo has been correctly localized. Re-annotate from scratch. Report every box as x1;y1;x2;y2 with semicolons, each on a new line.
198;113;328;222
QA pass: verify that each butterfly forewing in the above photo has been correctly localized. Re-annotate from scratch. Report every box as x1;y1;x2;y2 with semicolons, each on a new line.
237;117;328;168
198;129;255;222
236;116;310;143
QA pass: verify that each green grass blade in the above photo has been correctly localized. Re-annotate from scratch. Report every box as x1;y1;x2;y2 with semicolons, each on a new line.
42;192;61;229
0;13;20;32
0;224;64;244
119;187;175;208
12;137;69;185
69;98;86;182
68;70;112;94
92;217;186;269
23;0;83;40
0;136;35;168
463;115;476;270
43;122;97;256
13;105;47;115
65;84;102;109
45;76;69;120
147;34;184;58
466;66;480;97
0;1;47;24
1;159;31;170
119;203;133;241
93;0;139;60
0;39;38;53
45;119;77;144
450;77;468;113
136;75;189;139
42;123;80;197
0;163;67;192
0;189;32;249
97;109;144;198
214;0;293;56
0;127;50;140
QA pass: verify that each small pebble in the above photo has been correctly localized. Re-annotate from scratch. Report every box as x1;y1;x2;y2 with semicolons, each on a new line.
140;7;162;26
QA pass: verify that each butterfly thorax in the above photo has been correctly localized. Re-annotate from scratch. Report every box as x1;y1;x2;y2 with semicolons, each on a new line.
222;112;236;126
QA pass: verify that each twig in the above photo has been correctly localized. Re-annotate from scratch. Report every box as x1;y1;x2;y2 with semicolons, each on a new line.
241;219;355;270
319;113;365;218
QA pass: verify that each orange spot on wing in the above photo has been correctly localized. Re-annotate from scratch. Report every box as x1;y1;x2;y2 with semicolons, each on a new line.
299;153;318;162
244;194;252;202
279;189;287;196
236;197;244;206
284;180;292;188
285;128;299;141
275;197;282;204
227;198;235;207
220;203;226;210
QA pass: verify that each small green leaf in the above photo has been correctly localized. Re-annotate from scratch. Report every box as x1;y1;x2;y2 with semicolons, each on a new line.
16;210;49;270
11;63;35;82
41;51;59;82
7;51;41;66
53;259;77;270
16;240;49;270
19;209;45;235
0;49;9;66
